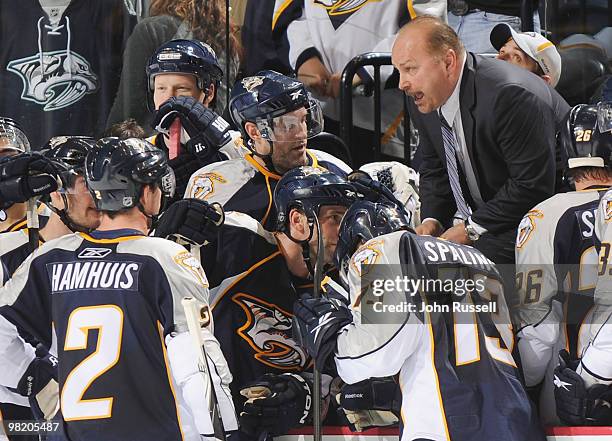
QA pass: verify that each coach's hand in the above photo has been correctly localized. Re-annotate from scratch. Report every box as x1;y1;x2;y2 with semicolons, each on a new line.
440;222;472;245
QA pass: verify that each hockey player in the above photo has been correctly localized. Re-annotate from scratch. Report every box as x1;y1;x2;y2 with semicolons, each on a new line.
0;137;237;441
185;71;351;231
146;39;247;198
0;117;35;233
514;102;612;424
193;166;356;437
551;102;612;426
0;137;101;286
292;200;546;441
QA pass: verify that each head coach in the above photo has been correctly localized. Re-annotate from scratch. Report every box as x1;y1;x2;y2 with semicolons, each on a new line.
393;16;570;264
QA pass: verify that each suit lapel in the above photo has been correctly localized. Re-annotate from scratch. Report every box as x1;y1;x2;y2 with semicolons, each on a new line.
459;53;480;188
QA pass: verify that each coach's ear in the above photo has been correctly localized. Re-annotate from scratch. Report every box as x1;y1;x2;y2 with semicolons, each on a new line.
289;208;310;241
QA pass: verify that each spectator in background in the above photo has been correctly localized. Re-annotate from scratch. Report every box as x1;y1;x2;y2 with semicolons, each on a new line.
272;0;446;167
448;0;540;54
106;0;241;135
104;118;146;138
0;0;135;149
490;23;562;87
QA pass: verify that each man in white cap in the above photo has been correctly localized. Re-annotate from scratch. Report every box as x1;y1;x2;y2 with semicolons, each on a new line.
490;23;562;87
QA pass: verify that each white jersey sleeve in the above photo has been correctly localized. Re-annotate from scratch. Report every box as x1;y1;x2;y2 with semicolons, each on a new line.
334;231;424;384
576;306;612;387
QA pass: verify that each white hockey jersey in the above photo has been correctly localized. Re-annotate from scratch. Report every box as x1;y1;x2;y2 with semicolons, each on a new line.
514;187;608;424
0;229;236;441
334;230;544;441
572;305;612;388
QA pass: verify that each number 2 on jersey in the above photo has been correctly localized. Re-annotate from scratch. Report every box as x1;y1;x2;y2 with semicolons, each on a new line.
61;305;123;421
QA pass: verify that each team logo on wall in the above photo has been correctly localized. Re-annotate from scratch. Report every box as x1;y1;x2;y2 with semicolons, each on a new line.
7;50;99;111
232;293;307;370
516;210;544;248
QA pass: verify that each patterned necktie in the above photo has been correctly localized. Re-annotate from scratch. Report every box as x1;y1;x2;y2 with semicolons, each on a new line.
439;113;472;219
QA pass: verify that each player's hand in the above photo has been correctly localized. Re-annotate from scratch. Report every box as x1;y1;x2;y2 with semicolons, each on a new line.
298;57;332;97
554;350;612;426
440;222;472;245
292;296;353;366
415;219;443;236
153;96;232;161
154;198;224;246
0;153;59;208
15;345;59;420
239;373;312;436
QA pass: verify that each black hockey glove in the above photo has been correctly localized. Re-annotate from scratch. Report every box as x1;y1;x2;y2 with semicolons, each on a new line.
153;96;232;162
292;296;353;367
240;373;312;436
15;345;59;420
336;378;401;432
154;198;224;246
0;153;59;208
554;350;612;426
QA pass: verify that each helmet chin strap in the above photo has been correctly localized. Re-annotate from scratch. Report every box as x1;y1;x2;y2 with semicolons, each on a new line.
286;212;322;281
49;194;92;233
248;138;280;175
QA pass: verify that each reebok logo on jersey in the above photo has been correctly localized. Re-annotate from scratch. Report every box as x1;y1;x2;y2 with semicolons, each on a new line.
78;248;112;259
48;261;140;292
553;375;572;391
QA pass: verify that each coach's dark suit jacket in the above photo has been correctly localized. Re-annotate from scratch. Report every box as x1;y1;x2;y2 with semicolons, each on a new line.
413;53;570;235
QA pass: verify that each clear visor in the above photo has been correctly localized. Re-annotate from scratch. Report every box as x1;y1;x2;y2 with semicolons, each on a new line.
597;102;612;134
0;123;29;152
258;98;324;142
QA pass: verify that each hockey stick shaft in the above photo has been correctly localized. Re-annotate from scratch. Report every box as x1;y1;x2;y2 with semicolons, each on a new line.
181;296;226;441
312;216;324;441
24;141;39;252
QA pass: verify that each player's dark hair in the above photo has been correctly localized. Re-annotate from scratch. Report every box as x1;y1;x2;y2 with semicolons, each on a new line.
104;119;146;139
567;166;612;183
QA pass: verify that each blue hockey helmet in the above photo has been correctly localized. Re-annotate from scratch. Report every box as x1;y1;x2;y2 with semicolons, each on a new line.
559;102;612;169
146;39;223;109
86;137;175;212
229;71;324;142
334;200;412;287
274;166;358;235
42;136;95;189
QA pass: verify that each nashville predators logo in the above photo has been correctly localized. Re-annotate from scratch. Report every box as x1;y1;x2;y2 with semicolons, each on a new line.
516;210;544;249
313;0;376;16
188;172;226;200
350;241;382;276
7;50;98;111
232;293;307;370
603;194;612;222
174;251;209;288
241;76;265;94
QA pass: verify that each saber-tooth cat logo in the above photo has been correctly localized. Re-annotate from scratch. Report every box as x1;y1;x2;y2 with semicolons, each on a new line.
48;261;140;292
8;50;99;111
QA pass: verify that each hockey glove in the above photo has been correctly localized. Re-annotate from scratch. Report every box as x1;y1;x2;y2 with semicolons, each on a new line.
154;198;224;246
554;350;612;426
153;96;232;162
15;345;59;420
0;153;59;208
336;378;401;432
239;373;312;436
292;296;353;367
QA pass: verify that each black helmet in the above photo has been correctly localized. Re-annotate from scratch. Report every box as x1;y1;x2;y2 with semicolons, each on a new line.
146;39;223;110
559;102;612;169
0;117;29;154
86;137;175;212
229;71;324;142
274;166;357;234
334;200;412;287
43;136;95;189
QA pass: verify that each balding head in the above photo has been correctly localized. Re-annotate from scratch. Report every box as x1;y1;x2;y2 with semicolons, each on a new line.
392;16;466;113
